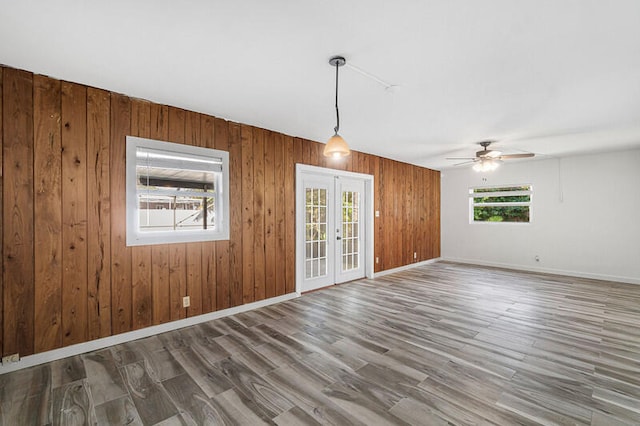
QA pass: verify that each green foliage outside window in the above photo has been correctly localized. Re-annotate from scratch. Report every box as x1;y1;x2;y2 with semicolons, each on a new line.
473;206;530;222
471;185;531;223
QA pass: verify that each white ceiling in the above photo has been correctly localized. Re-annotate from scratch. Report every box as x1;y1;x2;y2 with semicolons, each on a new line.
2;0;639;170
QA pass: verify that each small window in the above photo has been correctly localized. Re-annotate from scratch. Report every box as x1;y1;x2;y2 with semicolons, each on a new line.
126;136;229;246
470;185;532;223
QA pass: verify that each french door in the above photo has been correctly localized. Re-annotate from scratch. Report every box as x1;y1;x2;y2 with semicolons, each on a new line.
296;165;372;293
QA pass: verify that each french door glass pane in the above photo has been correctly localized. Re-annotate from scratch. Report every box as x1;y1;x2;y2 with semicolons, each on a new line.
305;187;328;279
341;190;360;272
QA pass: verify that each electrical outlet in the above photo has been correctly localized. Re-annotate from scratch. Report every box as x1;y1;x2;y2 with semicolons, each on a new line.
375;257;379;264
375;210;380;217
2;354;19;364
183;296;191;308
414;252;417;259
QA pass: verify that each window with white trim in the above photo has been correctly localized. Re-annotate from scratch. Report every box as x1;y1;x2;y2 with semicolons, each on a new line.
126;136;229;246
470;185;532;223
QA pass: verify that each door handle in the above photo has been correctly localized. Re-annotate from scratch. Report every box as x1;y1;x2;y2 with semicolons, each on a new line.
336;236;342;240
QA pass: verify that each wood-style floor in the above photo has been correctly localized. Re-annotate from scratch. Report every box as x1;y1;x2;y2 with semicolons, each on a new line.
1;261;639;425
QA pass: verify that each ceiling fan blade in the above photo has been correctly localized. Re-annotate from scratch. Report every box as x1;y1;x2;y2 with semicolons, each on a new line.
500;153;535;159
446;157;475;160
453;160;476;166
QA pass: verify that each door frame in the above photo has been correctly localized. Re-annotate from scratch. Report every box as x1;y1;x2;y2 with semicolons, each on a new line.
295;164;374;294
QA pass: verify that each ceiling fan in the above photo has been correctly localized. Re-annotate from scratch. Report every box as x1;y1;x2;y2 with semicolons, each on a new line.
447;141;535;171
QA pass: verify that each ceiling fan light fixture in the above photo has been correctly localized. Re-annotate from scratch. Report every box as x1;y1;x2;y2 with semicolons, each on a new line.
473;159;500;172
324;55;351;159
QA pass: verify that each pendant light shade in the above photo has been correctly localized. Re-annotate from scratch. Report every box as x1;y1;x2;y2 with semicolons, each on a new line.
324;134;350;158
324;55;351;158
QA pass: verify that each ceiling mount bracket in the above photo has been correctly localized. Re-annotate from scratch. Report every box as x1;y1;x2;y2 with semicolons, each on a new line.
329;56;346;67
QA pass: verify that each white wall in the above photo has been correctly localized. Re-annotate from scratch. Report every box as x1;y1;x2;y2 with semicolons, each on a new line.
441;148;640;284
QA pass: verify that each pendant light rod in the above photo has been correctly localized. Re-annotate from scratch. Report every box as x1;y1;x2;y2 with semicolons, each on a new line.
329;56;345;135
323;55;350;159
334;62;339;134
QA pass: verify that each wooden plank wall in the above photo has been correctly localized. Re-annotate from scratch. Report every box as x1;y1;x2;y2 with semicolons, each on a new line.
0;65;440;358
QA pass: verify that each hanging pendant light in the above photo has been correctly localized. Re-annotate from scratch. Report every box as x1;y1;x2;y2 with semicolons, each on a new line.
323;55;351;158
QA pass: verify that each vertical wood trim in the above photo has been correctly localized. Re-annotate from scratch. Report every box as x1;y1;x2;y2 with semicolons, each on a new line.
33;75;62;352
168;237;186;318
200;115;216;314
347;150;356;172
352;151;360;173
87;87;112;339
130;99;152;330
227;122;242;308
264;131;276;299
167;107;187;320
398;161;405;265
186;243;203;317
394;161;402;268
387;159;395;269
61;82;89;346
302;139;311;165
424;169;431;259
373;156;382;272
389;161;397;267
253;128;266;302
186;111;201;145
274;133;286;296
0;67;3;353
396;161;403;267
284;136;295;293
293;138;303;164
241;124;254;304
213;118;230;310
428;171;434;258
2;68;35;356
149;103;170;325
423;169;429;260
319;143;329;169
202;239;216;313
378;158;386;270
413;167;422;261
185;111;203;317
433;171;441;258
383;159;394;270
404;163;413;264
109;93;132;334
427;169;433;258
312;142;322;169
360;152;369;175
349;149;356;171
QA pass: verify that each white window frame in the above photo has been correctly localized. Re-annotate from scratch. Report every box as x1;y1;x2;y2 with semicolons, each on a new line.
469;184;533;224
126;136;229;246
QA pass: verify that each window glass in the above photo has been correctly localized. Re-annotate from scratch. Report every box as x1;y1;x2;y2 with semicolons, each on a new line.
470;185;532;223
126;136;229;245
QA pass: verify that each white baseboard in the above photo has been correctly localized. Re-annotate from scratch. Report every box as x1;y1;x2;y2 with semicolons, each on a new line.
441;257;640;285
0;292;299;375
373;258;441;278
